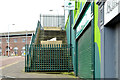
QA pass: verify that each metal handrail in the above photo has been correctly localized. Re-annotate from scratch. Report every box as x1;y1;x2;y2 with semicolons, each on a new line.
29;21;41;54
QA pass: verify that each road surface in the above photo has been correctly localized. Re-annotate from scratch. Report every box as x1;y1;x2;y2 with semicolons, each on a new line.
0;56;76;79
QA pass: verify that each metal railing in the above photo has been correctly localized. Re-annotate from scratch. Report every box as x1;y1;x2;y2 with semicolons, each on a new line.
40;14;65;29
25;21;41;68
25;19;73;72
29;21;41;53
25;44;73;72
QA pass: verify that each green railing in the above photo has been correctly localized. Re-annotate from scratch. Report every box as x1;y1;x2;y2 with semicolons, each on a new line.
28;21;41;55
25;21;41;70
25;44;73;72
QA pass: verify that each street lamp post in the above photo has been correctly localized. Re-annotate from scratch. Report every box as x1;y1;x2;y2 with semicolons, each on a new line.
8;24;15;57
62;5;65;29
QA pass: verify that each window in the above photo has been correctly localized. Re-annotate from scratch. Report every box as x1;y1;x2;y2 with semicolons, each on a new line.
14;39;17;43
22;38;26;42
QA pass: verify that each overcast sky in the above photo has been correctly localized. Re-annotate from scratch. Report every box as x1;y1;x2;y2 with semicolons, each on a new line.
0;0;66;33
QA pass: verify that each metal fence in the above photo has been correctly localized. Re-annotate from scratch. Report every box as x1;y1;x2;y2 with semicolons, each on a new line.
40;14;65;29
25;44;73;72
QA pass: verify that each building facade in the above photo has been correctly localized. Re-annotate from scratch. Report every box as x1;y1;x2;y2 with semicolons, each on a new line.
97;0;120;78
0;31;34;56
65;0;120;79
65;1;95;78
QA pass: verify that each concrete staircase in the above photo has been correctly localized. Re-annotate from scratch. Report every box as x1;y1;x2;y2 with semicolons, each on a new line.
27;27;73;72
35;28;67;45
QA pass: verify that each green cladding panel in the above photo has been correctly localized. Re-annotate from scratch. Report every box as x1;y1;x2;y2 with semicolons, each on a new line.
71;25;76;73
77;26;93;78
66;19;70;45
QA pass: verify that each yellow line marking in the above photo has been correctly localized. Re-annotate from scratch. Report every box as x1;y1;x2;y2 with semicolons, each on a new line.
0;61;20;69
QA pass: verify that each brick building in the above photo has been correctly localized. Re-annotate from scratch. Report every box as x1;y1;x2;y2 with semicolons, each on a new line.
0;31;34;56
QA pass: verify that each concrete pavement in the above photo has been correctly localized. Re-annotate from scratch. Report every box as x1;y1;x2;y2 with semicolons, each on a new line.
0;56;24;68
0;56;76;78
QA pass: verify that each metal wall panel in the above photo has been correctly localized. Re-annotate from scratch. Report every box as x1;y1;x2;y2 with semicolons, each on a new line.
77;26;93;78
104;26;116;78
116;23;120;79
118;23;120;79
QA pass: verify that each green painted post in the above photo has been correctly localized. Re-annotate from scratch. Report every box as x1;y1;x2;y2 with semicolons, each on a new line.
67;45;69;72
75;32;78;76
48;44;51;70
34;44;35;71
53;44;55;70
50;44;51;70
36;44;37;70
69;44;71;71
32;44;33;71
65;44;67;70
31;44;34;70
45;44;46;70
41;44;42;70
47;44;48;70
63;44;64;70
39;44;40;70
31;44;32;71
43;44;44;70
44;45;46;69
61;44;62;70
64;45;66;69
35;45;36;71
46;44;47;70
59;44;60;70
43;44;45;70
29;46;31;71
52;44;53;70
43;45;44;70
36;44;38;70
32;44;35;71
33;44;35;71
56;44;58;70
37;44;39;70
